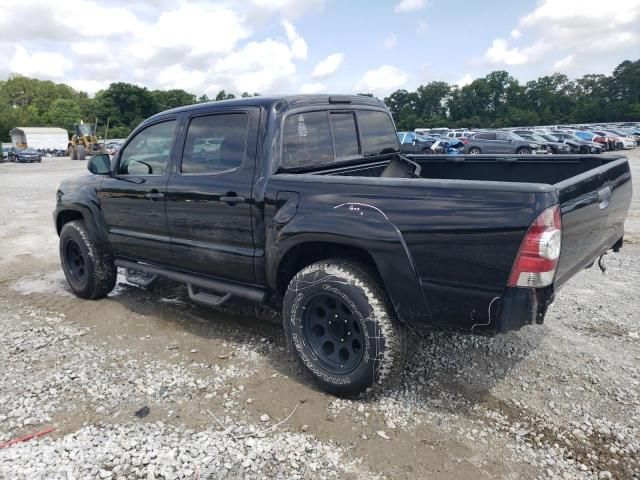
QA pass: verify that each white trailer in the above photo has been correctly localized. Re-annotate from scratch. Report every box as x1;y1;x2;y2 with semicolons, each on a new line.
10;127;69;150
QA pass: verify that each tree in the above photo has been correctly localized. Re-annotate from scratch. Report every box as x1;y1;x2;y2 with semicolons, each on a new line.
215;90;236;101
151;89;196;111
93;82;159;132
46;98;81;133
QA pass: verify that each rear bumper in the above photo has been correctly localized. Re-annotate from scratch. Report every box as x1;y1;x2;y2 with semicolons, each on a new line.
493;286;553;333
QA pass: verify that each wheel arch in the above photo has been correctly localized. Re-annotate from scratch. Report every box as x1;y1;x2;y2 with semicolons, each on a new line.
269;213;431;326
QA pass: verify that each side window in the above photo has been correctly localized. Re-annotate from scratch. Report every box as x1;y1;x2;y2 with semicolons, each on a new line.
118;120;176;176
282;111;333;168
495;133;508;141
181;113;248;174
357;110;399;156
329;112;359;159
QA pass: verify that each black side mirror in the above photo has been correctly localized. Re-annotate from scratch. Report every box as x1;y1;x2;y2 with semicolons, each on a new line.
88;154;111;175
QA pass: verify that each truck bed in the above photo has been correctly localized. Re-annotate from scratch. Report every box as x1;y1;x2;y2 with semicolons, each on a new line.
273;154;632;332
321;154;611;185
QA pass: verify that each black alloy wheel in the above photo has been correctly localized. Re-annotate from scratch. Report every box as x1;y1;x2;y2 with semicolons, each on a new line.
302;292;365;374
64;239;87;284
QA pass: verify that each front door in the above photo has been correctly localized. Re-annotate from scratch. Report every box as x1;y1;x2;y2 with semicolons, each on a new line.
99;119;177;262
165;108;259;282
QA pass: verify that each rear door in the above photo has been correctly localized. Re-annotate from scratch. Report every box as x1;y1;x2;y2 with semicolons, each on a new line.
99;119;177;262
164;107;260;282
494;132;513;153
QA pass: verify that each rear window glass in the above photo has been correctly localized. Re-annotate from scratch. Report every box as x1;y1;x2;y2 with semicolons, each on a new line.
329;112;359;159
357;110;399;156
282;111;333;168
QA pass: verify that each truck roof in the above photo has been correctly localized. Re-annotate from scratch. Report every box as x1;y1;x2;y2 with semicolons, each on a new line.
150;94;387;120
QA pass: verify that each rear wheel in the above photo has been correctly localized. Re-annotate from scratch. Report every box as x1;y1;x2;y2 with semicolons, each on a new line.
468;147;481;154
59;220;116;299
517;147;531;155
283;260;406;397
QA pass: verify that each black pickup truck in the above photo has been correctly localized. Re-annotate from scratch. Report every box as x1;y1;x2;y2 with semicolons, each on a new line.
54;95;632;396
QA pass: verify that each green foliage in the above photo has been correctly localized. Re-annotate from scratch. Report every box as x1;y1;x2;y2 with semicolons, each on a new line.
0;76;263;141
385;59;640;130
1;60;638;142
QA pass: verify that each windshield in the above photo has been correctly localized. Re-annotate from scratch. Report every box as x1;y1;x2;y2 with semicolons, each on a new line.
506;131;525;140
526;134;547;143
542;134;560;142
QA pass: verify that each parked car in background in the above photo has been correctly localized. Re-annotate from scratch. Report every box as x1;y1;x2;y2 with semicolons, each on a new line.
397;131;443;153
463;131;543;154
8;146;42;163
537;133;581;153
518;133;571;154
105;142;123;155
573;130;610;150
550;132;603;154
606;129;638;149
1;144;11;162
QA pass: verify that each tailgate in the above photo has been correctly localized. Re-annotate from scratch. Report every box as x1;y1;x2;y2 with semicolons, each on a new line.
554;156;632;287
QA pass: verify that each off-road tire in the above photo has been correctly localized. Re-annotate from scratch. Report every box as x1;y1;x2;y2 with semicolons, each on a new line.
76;145;86;161
283;259;406;397
59;220;116;299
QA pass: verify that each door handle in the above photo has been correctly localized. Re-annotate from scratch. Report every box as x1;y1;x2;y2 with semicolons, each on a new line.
220;195;245;204
145;192;165;201
597;186;612;210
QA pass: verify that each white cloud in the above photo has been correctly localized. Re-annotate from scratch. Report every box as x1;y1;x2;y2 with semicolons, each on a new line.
301;82;326;94
394;0;427;13
384;34;398;50
9;45;72;78
553;54;574;71
66;79;110;95
0;1;316;97
281;20;307;59
483;0;640;73
484;39;528;65
249;0;326;19
456;73;473;87
311;53;344;79
354;65;408;95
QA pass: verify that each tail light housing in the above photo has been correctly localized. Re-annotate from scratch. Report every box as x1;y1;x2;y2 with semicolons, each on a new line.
508;205;562;288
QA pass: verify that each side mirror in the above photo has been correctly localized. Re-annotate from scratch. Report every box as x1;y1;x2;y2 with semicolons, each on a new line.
88;154;111;175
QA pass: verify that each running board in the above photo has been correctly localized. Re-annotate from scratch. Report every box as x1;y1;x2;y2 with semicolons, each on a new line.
187;284;232;307
114;259;266;304
125;268;158;287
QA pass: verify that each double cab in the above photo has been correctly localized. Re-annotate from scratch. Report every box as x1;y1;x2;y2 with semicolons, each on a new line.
55;95;632;396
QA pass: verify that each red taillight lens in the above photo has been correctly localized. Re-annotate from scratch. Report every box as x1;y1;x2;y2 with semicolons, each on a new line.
508;205;562;288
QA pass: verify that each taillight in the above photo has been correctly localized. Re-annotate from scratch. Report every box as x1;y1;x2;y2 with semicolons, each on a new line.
508;205;562;288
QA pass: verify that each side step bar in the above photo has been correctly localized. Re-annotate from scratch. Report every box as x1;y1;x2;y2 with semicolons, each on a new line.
115;259;266;304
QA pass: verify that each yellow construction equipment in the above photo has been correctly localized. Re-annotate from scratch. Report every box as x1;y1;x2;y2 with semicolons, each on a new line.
68;119;105;160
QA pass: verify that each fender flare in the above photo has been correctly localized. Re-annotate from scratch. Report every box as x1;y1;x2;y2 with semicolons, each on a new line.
268;202;431;325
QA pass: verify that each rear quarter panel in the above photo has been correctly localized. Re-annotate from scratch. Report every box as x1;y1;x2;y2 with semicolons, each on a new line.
265;174;556;330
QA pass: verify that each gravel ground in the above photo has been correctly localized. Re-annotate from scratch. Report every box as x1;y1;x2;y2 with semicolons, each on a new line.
0;152;638;479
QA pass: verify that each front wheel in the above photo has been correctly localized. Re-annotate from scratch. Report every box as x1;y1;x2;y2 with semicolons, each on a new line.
283;260;406;397
468;147;481;154
517;147;531;155
59;220;116;299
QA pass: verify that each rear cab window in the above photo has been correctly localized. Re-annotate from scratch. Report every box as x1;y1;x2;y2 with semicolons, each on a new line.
281;108;398;170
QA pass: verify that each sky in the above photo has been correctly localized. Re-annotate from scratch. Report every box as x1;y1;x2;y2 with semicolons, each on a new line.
0;0;639;98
